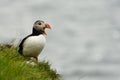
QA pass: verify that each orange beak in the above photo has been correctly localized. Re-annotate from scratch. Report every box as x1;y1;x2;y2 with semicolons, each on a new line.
45;23;51;29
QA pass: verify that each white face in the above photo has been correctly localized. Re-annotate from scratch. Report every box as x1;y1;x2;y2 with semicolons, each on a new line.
33;20;51;35
33;20;45;31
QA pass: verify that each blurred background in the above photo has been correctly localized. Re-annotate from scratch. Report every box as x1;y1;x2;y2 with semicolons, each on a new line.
0;0;120;80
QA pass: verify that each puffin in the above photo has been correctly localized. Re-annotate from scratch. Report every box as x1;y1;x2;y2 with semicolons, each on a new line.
18;20;51;61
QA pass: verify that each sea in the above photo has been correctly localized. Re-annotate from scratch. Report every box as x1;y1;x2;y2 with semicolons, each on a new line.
0;0;120;80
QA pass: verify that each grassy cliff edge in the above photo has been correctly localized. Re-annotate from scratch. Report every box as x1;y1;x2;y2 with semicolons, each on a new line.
0;44;60;80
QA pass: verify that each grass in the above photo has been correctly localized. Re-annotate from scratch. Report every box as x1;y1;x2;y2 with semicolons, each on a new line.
0;44;60;80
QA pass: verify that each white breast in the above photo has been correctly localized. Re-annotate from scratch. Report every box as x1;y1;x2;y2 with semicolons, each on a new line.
23;35;46;57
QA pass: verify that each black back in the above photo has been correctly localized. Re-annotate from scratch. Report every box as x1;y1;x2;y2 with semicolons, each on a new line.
18;28;43;55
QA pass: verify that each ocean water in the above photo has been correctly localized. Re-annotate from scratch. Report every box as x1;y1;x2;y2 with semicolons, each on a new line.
0;0;120;80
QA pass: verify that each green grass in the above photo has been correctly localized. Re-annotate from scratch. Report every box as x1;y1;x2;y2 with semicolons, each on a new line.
0;44;60;80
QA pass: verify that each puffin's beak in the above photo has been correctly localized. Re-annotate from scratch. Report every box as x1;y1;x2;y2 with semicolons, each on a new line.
45;23;51;29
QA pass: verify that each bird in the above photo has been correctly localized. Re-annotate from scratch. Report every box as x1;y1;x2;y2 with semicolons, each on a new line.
18;20;51;61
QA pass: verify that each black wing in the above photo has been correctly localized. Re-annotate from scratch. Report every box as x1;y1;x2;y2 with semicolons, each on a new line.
18;34;32;55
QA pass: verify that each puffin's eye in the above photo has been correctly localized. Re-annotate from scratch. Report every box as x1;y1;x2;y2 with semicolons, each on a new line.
38;23;41;25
